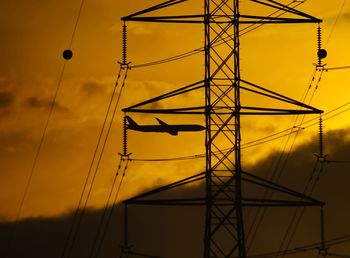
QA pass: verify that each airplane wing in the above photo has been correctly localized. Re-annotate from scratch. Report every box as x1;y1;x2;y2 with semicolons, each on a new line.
155;118;168;126
155;118;178;135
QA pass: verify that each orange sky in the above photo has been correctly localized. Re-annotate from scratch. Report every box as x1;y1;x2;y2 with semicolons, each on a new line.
0;0;350;222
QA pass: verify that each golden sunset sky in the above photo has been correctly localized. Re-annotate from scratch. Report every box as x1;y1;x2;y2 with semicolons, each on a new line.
0;0;350;224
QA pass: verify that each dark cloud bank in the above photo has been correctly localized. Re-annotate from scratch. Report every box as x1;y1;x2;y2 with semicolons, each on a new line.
1;129;350;258
0;91;14;108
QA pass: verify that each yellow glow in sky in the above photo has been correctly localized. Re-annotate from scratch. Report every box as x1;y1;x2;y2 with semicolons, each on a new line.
0;0;349;221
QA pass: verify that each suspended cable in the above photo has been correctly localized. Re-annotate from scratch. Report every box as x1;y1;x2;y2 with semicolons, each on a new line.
68;0;86;48
239;0;306;37
4;0;89;251
130;0;308;69
248;233;350;258
129;101;350;163
130;154;206;162
89;158;130;258
278;98;327;257
278;161;326;258
327;160;350;164
324;65;350;71
247;69;322;196
61;66;128;258
247;67;321;249
327;253;350;258
2;0;88;257
130;128;299;163
121;1;348;256
305;69;324;104
247;60;325;250
325;0;346;46
66;68;129;258
274;75;325;256
94;160;129;258
4;60;68;258
130;47;203;69
63;18;131;257
246;122;302;250
87;156;123;258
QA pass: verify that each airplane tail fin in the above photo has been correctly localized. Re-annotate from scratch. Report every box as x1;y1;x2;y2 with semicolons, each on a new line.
126;116;138;127
155;118;168;126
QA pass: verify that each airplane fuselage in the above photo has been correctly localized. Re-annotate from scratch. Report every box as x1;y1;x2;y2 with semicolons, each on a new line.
130;124;205;134
126;116;205;135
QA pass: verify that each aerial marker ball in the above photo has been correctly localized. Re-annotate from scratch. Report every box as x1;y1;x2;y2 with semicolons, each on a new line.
317;49;327;59
63;49;73;60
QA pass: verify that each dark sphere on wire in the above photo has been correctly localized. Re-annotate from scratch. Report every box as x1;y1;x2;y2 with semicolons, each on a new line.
317;49;327;59
63;49;73;60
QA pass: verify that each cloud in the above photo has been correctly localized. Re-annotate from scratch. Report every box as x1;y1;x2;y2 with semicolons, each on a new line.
342;12;350;21
80;81;107;97
0;204;203;258
1;3;348;256
1;128;350;257
110;23;154;35
0;91;14;108
0;91;15;119
24;96;69;113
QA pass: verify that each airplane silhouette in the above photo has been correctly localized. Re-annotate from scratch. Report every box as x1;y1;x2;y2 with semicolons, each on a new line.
126;116;205;136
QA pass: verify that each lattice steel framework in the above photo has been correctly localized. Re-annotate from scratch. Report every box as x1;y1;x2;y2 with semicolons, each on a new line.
121;1;324;258
204;0;245;257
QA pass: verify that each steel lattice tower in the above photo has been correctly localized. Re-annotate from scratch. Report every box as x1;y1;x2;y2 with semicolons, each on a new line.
121;1;325;257
204;0;245;257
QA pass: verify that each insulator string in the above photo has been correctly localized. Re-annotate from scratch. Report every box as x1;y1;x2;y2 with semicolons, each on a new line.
317;25;322;67
122;22;127;65
319;116;324;159
123;114;128;156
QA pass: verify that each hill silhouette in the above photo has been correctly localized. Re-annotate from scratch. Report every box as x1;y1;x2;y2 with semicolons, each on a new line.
1;128;350;258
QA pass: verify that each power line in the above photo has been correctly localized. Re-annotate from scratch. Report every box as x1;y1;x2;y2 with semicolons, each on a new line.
328;253;350;258
325;0;346;46
255;67;325;255
68;0;86;48
246;66;324;250
93;159;130;258
248;233;350;258
279;161;326;258
88;158;129;258
120;1;347;257
324;65;350;71
130;0;308;69
129;101;350;163
275;70;325;256
5;0;87;257
61;67;128;258
4;60;68;258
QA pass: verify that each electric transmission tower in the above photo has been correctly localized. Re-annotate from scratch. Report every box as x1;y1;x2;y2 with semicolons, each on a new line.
120;1;326;257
